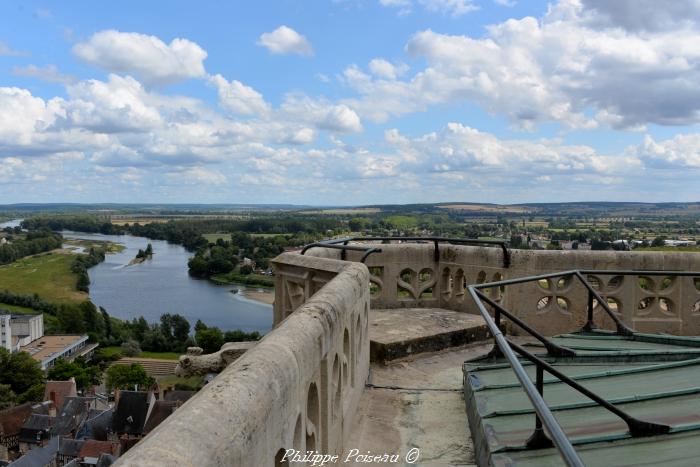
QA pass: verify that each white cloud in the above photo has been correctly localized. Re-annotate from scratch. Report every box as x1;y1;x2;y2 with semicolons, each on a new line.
580;0;700;32
12;64;76;84
344;2;700;130
281;96;363;133
65;75;163;132
418;0;478;16
380;0;477;16
0;41;26;56
73;30;207;85
368;58;408;80
169;167;227;185
494;0;516;6
637;133;700;168
257;26;314;57
285;128;315;145
208;74;270;116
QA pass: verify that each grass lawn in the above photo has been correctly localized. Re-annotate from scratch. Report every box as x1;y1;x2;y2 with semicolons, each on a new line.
0;302;39;313
0;302;61;333
202;233;230;243
98;346;123;359
0;251;87;304
98;346;181;360
140;351;181;360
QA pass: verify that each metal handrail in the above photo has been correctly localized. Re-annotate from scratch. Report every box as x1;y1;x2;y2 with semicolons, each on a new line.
300;243;382;263
467;269;699;465
467;286;584;467
323;236;511;267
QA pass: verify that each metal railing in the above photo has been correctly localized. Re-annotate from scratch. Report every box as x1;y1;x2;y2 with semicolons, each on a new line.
467;269;700;466
304;236;511;267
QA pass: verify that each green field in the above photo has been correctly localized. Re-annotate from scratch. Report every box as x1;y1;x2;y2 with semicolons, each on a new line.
0;251;87;304
203;232;285;243
99;346;181;360
202;233;230;243
0;302;61;331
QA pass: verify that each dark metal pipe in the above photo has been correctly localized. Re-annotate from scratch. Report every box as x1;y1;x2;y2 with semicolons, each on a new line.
467;287;584;467
475;290;576;358
507;339;671;438
526;364;553;449
573;271;634;336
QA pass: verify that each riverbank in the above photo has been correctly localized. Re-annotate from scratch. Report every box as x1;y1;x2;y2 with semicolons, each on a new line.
241;288;274;305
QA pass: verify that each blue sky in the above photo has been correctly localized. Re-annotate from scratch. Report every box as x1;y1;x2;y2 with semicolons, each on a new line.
1;0;700;205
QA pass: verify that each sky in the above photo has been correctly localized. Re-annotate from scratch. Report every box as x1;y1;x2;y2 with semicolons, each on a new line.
2;0;700;205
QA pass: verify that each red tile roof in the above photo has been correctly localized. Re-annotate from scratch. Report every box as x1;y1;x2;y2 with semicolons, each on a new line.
79;439;118;459
0;402;33;436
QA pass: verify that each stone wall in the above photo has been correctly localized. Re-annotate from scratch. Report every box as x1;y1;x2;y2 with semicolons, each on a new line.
308;243;700;336
115;254;370;467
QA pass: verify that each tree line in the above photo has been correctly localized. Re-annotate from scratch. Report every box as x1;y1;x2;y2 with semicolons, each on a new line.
0;230;63;265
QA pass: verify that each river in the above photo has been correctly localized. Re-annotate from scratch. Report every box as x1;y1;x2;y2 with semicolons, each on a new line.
1;219;272;333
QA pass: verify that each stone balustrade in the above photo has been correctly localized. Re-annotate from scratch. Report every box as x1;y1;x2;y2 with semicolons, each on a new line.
116;253;370;467
307;243;700;336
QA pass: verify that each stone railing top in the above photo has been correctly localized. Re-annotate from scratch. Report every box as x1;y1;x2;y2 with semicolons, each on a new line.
116;253;370;467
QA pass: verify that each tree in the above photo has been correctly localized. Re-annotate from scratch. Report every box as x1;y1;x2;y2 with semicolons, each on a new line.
0;349;44;403
47;358;101;391
224;329;261;342
101;308;112;340
239;264;253;275
0;384;17;409
196;327;224;353
120;339;142;357
106;363;155;392
194;319;207;333
652;236;667;247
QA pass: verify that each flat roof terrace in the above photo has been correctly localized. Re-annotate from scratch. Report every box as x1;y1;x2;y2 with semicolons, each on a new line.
21;334;88;366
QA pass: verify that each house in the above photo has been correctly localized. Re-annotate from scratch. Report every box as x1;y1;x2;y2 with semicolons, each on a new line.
18;415;51;453
56;439;83;467
7;437;57;467
75;410;112;442
44;380;77;415
111;392;150;438
142;401;177;434
77;440;118;466
0;403;33;462
52;398;93;438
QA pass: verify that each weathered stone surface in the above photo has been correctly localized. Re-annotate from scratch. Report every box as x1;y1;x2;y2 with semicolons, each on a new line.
369;308;490;362
174;341;257;377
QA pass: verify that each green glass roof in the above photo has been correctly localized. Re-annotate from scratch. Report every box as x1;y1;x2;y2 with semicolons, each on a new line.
464;331;700;466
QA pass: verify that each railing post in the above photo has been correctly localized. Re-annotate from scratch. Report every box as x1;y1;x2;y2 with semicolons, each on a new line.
583;289;596;332
526;364;553;449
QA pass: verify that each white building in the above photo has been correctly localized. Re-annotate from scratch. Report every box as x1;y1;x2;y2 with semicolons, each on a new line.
0;313;44;352
0;313;11;352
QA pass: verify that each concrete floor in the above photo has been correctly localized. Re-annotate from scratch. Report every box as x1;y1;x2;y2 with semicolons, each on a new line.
347;342;493;467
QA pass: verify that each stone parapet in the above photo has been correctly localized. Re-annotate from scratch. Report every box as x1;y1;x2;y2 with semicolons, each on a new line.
116;253;370;467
